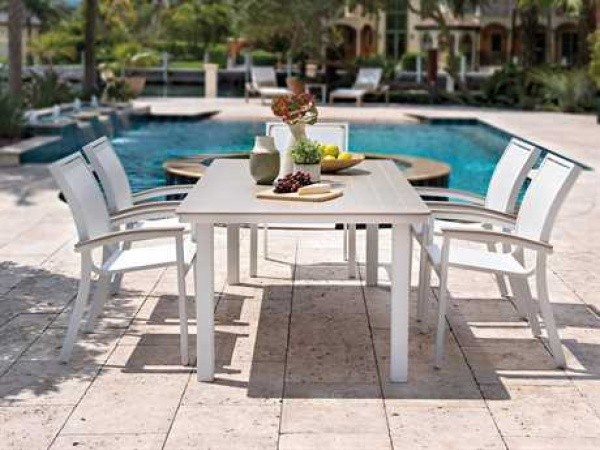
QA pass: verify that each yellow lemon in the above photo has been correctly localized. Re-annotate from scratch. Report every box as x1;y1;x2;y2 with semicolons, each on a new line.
320;144;339;158
322;155;336;161
338;152;352;161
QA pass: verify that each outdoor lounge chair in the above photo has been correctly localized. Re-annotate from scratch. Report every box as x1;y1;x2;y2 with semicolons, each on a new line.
49;153;195;364
414;138;541;299
245;67;291;104
418;153;580;368
329;67;390;106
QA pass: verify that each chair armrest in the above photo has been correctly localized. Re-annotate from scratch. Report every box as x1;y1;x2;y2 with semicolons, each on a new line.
430;205;517;228
416;187;485;205
439;228;552;253
132;184;195;203
110;202;179;226
75;227;184;252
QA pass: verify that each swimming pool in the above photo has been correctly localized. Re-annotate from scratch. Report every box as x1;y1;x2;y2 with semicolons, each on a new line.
112;119;510;194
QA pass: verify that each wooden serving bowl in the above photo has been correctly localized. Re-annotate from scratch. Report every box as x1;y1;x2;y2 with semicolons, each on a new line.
320;153;366;173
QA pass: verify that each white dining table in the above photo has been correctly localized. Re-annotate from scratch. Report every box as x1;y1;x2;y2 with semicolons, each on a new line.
176;159;429;382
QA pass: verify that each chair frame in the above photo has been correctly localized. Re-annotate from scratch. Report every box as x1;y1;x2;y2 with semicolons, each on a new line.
418;154;581;368
415;138;541;299
329;67;390;106
245;66;292;104
50;153;194;365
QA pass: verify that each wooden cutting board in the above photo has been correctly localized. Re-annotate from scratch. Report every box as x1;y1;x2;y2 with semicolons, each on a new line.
256;188;343;202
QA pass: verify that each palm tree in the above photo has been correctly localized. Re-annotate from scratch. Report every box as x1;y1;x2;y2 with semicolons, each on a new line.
83;0;98;97
8;0;24;94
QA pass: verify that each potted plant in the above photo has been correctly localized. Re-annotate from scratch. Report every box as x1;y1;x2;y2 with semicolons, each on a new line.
291;138;321;182
111;43;160;97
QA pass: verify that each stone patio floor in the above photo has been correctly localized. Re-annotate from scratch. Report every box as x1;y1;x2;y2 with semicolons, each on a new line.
1;101;599;449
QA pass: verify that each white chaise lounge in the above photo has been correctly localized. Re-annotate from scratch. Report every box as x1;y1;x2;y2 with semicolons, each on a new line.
245;67;292;104
329;67;389;106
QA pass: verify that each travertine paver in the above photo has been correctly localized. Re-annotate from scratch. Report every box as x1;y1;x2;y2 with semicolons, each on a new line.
1;102;600;449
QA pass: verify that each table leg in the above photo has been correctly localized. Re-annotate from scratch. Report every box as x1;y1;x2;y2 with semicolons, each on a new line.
366;224;379;286
390;223;411;382
195;223;215;382
227;224;240;285
249;224;258;278
347;224;356;279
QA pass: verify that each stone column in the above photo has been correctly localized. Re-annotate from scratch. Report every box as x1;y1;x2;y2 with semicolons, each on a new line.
204;63;218;98
356;26;362;58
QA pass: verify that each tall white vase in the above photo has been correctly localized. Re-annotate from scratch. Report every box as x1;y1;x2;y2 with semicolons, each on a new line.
279;122;306;178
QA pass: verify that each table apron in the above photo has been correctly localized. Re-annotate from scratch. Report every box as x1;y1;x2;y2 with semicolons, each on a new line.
178;214;429;225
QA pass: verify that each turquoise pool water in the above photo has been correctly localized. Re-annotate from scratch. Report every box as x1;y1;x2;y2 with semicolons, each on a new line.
112;119;511;194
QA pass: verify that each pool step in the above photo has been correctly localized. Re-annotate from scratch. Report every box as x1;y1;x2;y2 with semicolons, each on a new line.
0;136;62;167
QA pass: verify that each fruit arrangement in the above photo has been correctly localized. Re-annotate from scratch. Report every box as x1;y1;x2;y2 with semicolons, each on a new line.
274;171;313;193
318;143;353;161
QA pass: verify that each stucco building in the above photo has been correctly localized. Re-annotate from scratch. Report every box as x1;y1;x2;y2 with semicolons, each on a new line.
333;1;590;70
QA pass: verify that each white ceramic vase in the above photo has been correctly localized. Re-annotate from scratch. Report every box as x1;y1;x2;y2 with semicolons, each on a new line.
293;163;321;183
250;136;280;185
280;122;306;178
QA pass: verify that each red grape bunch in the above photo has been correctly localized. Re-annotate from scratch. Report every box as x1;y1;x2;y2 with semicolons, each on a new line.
274;171;312;193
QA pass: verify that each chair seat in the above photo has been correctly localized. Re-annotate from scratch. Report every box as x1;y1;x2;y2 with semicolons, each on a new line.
426;242;528;276
330;88;367;99
138;217;191;232
103;239;196;273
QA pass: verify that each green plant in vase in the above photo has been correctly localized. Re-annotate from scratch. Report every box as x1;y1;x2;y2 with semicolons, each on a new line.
291;138;321;182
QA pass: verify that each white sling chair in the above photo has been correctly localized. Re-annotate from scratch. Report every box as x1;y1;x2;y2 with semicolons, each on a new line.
329;67;390;106
245;67;291;104
49;153;195;365
419;153;580;368
83;137;195;291
82;136;195;217
415;138;541;298
249;122;357;277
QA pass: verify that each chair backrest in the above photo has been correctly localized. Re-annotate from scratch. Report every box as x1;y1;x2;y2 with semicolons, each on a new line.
515;153;581;242
251;67;278;89
353;68;383;90
265;122;349;153
484;138;541;213
49;152;111;243
82;136;133;213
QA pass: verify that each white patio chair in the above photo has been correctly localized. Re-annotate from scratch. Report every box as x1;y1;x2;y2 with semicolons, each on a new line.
83;137;195;292
329;67;389;106
249;122;357;277
418;153;581;368
245;67;291;104
82;136;195;216
415;138;541;299
49;153;195;365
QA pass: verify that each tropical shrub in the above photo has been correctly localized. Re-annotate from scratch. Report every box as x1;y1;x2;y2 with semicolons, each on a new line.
589;30;600;87
112;42;160;73
250;49;279;67
0;91;25;140
481;64;537;109
530;69;596;113
400;52;425;71
23;71;74;109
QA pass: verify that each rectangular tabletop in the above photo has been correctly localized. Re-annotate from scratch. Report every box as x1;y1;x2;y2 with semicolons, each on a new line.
176;159;429;223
